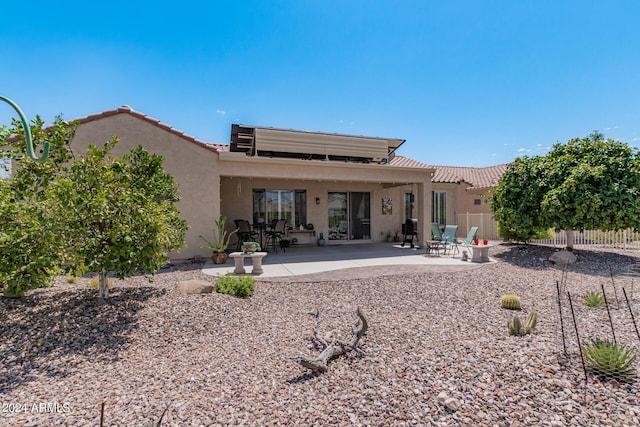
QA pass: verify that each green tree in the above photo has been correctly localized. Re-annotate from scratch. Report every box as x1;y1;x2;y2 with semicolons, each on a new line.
0;117;74;296
1;117;187;298
491;132;640;249
491;155;548;243
48;138;188;299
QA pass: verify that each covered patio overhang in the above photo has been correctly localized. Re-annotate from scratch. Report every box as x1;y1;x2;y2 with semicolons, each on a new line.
218;152;434;244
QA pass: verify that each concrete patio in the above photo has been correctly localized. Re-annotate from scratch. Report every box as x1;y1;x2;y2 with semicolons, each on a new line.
202;242;495;280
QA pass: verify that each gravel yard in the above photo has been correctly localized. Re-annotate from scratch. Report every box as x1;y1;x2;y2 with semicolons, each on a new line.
1;244;640;426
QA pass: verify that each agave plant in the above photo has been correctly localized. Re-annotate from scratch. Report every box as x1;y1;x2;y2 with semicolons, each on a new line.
583;291;606;308
583;339;636;381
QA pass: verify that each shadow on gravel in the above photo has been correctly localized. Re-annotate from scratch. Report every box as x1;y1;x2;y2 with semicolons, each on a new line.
287;372;321;384
494;243;639;278
0;287;165;394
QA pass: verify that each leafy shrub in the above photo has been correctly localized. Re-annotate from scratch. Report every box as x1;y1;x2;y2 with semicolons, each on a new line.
583;339;636;381
583;291;605;308
215;274;255;298
496;222;554;244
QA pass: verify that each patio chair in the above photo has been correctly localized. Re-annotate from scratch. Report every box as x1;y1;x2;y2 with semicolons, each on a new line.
449;226;478;258
431;222;443;240
424;223;444;255
265;219;287;253
440;225;459;255
234;219;258;250
401;218;418;248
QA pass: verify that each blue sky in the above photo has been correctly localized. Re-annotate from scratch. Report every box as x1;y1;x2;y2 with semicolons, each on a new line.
1;1;639;167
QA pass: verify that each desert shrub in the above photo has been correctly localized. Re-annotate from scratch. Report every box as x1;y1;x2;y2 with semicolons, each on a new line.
66;273;77;284
215;273;255;298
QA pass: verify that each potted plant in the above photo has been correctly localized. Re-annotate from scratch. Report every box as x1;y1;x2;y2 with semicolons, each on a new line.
386;232;393;243
393;228;401;242
200;216;238;264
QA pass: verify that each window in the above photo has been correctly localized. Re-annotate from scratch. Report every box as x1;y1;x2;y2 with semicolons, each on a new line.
295;190;307;228
403;192;414;221
474;199;482;205
253;189;266;223
432;191;446;225
253;189;306;228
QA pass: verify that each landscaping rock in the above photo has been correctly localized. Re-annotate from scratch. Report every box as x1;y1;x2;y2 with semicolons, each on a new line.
437;392;461;411
176;280;214;295
2;245;639;426
548;250;577;265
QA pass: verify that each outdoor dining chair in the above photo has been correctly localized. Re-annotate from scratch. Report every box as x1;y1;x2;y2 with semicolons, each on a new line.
234;219;258;250
265;219;287;253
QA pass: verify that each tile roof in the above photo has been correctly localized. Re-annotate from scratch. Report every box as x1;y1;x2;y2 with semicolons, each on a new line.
67;109;507;188
388;155;430;168
429;163;508;189
75;106;225;153
391;156;507;189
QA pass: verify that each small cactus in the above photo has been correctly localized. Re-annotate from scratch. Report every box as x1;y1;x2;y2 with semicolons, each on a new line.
508;311;537;336
501;293;522;310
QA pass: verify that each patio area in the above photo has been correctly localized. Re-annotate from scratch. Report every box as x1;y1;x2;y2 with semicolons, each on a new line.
202;242;494;280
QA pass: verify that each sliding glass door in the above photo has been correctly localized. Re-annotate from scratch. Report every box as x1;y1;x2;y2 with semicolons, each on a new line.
328;192;370;241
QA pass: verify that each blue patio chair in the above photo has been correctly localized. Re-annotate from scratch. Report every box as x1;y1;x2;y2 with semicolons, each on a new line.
440;225;459;255
431;222;443;240
450;226;478;258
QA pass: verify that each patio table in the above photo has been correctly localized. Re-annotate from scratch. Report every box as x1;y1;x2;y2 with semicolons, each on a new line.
425;240;442;256
469;244;493;263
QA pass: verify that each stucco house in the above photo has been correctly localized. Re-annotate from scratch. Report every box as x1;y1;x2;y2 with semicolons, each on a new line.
69;106;445;260
53;106;509;260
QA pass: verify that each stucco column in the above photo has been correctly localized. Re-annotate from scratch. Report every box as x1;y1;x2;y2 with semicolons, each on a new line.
416;180;431;244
